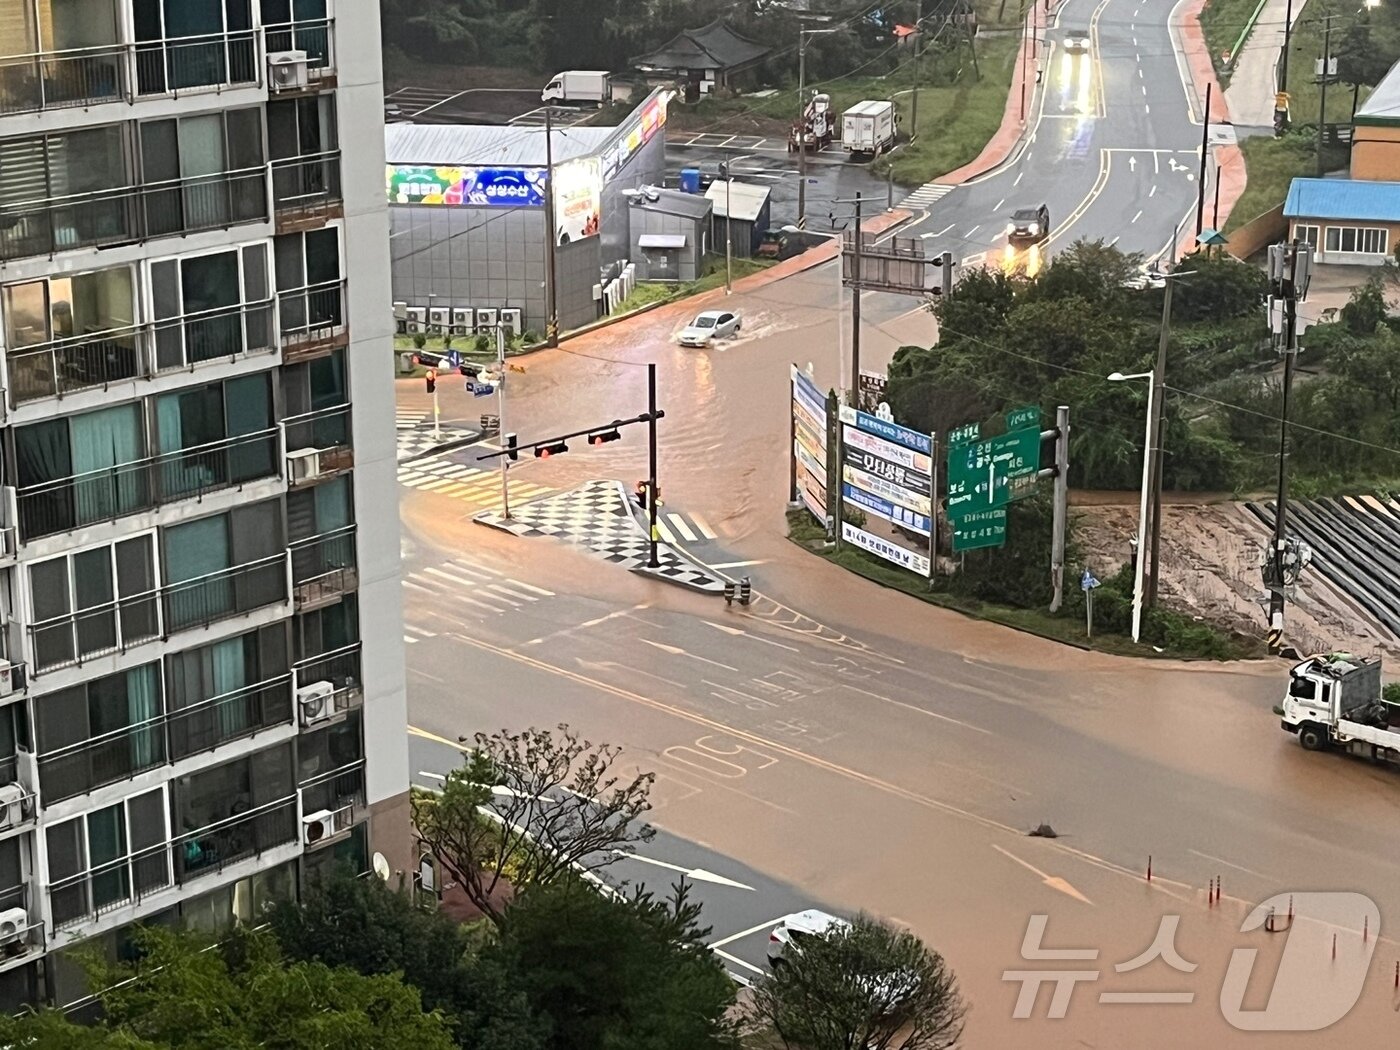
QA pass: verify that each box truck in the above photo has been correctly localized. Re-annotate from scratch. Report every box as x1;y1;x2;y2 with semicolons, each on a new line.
542;70;611;106
842;100;897;156
1279;652;1400;763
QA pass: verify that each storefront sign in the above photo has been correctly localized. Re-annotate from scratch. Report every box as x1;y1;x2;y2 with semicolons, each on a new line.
386;164;547;207
553;157;601;244
842;445;932;498
842;521;931;575
842;425;931;474
838;404;931;455
842;484;931;535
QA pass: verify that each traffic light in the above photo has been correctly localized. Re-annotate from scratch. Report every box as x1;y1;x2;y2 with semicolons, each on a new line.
535;440;568;458
588;428;622;446
425;368;436;394
505;433;518;462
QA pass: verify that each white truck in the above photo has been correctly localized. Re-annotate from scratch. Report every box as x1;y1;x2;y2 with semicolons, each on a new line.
1280;653;1400;763
542;70;611;106
842;100;897;157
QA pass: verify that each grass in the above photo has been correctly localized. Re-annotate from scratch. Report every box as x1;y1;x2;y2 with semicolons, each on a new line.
1201;0;1269;83
787;512;1261;660
615;255;776;313
1226;134;1349;231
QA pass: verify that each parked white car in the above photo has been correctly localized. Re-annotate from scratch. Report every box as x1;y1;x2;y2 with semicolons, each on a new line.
767;909;852;968
677;309;741;347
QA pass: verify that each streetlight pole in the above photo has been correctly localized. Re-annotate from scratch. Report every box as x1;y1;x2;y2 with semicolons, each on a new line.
797;31;809;229
1110;371;1155;643
719;162;733;295
494;324;510;518
647;362;660;569
543;106;559;346
910;0;923;141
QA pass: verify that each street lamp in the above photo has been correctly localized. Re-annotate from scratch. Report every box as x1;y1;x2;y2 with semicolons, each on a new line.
1108;370;1155;643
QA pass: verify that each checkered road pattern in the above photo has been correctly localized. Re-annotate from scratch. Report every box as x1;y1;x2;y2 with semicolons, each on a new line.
475;480;727;594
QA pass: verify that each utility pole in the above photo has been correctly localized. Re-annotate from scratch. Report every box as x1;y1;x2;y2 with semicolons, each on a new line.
1195;83;1211;238
1264;241;1311;653
1316;16;1336;177
797;31;809;229
647;362;660;569
963;0;980;80
720;162;733;294
850;193;863;393
910;0;923;140
1050;405;1070;612
1280;0;1294;93
543;106;559;346
1145;273;1175;611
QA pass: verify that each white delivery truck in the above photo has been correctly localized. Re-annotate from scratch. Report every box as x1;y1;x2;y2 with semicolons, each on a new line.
842;100;897;156
542;70;611;106
1279;652;1400;762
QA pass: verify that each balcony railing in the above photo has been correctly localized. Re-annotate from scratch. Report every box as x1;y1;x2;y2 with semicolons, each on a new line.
35;674;294;804
0;167;268;263
283;403;352;473
299;759;366;831
152;297;276;374
264;19;336;74
279;280;346;353
48;794;298;930
294;643;363;718
0;883;42;955
271;151;342;223
163;552;290;635
291;527;357;611
28;591;162;675
134;29;259;97
0;43;128;116
16;427;281;542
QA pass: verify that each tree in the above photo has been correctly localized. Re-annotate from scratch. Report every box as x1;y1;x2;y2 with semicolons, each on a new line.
0;927;455;1050
0;1012;160;1049
413;723;655;925
749;914;966;1050
488;878;740;1050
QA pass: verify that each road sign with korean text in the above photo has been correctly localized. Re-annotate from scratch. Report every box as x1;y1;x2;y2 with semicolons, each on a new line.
951;507;1008;551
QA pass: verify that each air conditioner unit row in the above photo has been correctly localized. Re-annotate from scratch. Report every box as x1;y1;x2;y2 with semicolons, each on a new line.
405;307;426;333
268;50;309;93
297;680;336;727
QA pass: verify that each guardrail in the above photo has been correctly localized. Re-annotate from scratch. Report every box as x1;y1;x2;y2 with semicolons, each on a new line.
291;527;357;611
271;151;342;222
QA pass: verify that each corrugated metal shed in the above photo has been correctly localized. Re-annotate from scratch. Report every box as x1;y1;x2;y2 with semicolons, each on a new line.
1355;58;1400;125
706;179;771;222
1284;178;1400;222
385;123;616;167
632;188;713;219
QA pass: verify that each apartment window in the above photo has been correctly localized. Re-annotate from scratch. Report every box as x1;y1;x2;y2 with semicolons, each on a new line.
268;93;337;162
139;109;265;237
298;711;362;804
150;244;272;369
155;373;275;497
173;743;296;880
303;822;367;883
181;858;295;932
1294;224;1319;253
1323;225;1388;255
14;402;150;538
46;788;171;928
132;0;255;94
0;125;132;259
282;347;348;450
289;471;351;548
29;536;159;671
49;910;176;1013
276;227;342;335
0;1;125;113
161;501;285;632
2;265;139;402
164;624;290;761
261;0;331;67
0;703;29;785
35;663;164;802
293;593;359;662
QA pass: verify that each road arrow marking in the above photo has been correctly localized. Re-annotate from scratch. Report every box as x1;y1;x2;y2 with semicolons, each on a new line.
702;621;801;652
992;844;1093;905
639;637;739;671
1128;155;1136;172
612;850;757;890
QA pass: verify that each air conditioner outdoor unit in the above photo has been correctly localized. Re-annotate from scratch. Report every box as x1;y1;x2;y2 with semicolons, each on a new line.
268;50;309;92
286;448;322;483
499;308;523;336
451;307;473;335
0;783;26;831
303;808;337;845
0;907;27;947
393;301;408;334
428;306;449;333
475;308;498;330
405;307;426;333
0;659;14;699
297;680;336;727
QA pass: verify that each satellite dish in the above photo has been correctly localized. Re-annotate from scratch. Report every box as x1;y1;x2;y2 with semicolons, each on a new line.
372;852;391;881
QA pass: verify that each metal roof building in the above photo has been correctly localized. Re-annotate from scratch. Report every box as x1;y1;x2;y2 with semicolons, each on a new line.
705;179;773;257
1352;59;1400;181
384;124;616;168
1284;178;1400;265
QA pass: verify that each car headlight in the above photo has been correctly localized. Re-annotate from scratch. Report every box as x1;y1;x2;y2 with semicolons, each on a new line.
1006;222;1016;234
1028;223;1039;235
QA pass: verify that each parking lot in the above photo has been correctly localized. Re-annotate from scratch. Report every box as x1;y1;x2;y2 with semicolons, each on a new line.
385;85;553;125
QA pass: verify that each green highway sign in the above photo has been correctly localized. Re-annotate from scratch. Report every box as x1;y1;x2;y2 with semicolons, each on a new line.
951;507;1008;551
1006;405;1040;432
945;428;1041;516
947;422;980;447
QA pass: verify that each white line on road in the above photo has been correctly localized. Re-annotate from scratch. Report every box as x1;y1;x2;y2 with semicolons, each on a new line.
1187;849;1274;881
992;845;1093;905
710;917;787;950
667;513;698;542
688;511;719;539
707;560;767;569
1132;210;1143;223
712;948;765;975
1014;170;1024;186
1135;53;1140;63
416;770;446;781
613;850;756;890
703;621;801;652
426;565;485;587
404;635;418;644
640;637;739;671
966;224;980;237
1145;104;1150;114
487;582;536;603
994;198;1005;211
1107;236;1120;247
929;223;954;237
842;683;993;735
1149;184;1157;196
1154;152;1160;173
505;578;555;597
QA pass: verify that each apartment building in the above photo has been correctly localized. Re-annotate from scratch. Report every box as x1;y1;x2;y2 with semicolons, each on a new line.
0;0;409;1012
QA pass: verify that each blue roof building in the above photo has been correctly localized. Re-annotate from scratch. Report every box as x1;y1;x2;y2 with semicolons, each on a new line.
1284;178;1400;265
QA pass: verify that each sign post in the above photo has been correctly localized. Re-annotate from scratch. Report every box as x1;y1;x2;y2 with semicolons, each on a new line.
1081;568;1101;637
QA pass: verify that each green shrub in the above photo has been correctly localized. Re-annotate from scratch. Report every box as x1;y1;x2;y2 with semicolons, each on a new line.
474;333;492;352
412;331;427;350
1383;682;1400;705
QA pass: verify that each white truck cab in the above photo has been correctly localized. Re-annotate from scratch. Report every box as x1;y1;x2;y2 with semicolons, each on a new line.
1280;653;1400;762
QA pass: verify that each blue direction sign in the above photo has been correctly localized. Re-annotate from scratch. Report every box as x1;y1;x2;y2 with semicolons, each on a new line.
1081;569;1101;591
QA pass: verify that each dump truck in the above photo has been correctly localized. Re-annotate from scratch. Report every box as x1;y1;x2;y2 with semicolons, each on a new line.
789;92;833;152
842;100;897;156
1279;652;1400;763
542;70;611;105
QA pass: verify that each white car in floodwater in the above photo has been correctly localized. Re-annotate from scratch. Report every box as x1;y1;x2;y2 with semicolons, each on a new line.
677;309;742;347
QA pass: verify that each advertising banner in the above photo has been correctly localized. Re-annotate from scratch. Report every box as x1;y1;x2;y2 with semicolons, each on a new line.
838;404;931;455
842;425;931;474
842;484;931;535
553;156;602;244
842;522;931;575
387;164;547;207
602;92;670;181
842;465;930;517
792;366;828;522
842;445;931;499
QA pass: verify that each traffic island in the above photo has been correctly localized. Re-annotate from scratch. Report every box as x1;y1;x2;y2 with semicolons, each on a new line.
474;480;728;595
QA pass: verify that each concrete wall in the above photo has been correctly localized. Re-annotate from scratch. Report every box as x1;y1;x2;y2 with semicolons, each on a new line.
1226;203;1285;261
1350;127;1400;182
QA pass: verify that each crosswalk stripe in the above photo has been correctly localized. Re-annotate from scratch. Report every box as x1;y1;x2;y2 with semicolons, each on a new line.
404;634;419;643
655;519;676;544
418;479;457;492
482;584;522;607
688;511;718;539
405;624;437;637
667;513;697;542
437;465;474;477
425;565;486;585
456;558;501;578
505;578;554;596
434;484;472;497
449;591;512;613
402;579;436;594
488;582;537;602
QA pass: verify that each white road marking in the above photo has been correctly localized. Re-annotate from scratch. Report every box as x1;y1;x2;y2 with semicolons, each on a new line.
1132;210;1143;223
707;560;766;569
639;637;739;671
712;948;765;974
994;198;1005;210
1149;184;1157;196
418;479;456;492
1145;104;1150;114
709;916;789;950
505;579;555;597
403;634;419;644
966;224;981;237
1014;170;1024;186
667;513;698;542
688;512;718;539
613;850;756;890
1107;236;1120;247
1187;849;1274;881
487;582;534;603
426;565;486;585
842;683;993;735
702;621;801;653
992;845;1093;905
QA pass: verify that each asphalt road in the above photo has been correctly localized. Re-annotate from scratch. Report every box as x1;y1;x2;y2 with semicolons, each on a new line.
409;729;827;983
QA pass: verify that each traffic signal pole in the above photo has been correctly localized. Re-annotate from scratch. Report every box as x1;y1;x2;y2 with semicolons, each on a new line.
495;325;510;519
647;363;660;568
